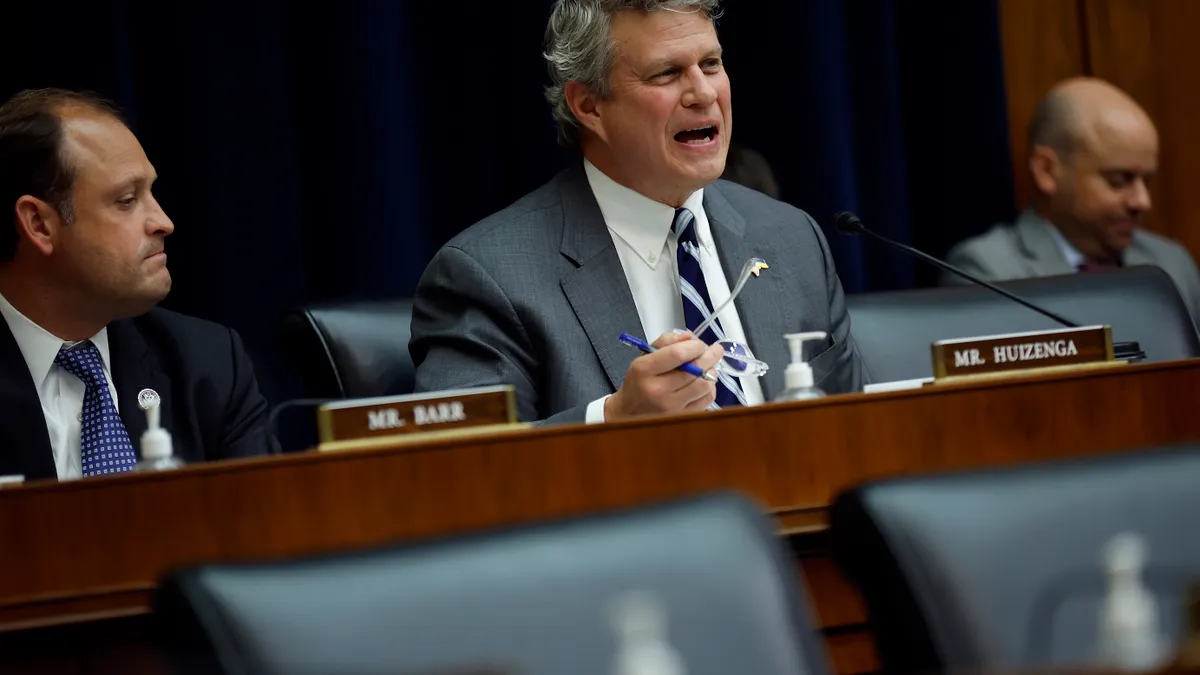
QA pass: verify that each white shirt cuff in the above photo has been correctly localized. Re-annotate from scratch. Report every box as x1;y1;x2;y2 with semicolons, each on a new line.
585;395;611;423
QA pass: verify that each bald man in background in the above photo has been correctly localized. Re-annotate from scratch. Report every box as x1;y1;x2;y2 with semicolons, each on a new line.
943;77;1200;323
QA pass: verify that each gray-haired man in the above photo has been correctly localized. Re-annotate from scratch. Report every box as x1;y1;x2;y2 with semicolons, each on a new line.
411;0;868;424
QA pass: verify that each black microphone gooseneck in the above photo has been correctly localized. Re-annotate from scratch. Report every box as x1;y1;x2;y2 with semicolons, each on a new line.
832;211;1145;361
267;398;337;454
834;211;1080;328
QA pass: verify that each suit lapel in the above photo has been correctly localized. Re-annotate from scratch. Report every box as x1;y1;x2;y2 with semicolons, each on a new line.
107;318;172;456
1016;210;1076;276
705;184;793;399
558;168;643;391
1123;233;1156;267
0;321;55;481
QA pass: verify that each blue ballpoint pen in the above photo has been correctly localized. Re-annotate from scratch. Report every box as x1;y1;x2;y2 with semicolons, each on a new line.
618;333;719;383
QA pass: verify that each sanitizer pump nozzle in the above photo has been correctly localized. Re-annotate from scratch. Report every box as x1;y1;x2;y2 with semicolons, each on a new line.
775;331;827;402
1097;532;1167;671
134;405;184;472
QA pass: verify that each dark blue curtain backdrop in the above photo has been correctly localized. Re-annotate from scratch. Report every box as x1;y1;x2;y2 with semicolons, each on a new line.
1;0;1016;403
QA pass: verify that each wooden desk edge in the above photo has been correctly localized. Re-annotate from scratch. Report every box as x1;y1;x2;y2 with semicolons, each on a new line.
3;358;1193;500
0;509;835;632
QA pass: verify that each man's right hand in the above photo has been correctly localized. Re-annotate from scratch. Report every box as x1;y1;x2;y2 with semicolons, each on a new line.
604;331;726;421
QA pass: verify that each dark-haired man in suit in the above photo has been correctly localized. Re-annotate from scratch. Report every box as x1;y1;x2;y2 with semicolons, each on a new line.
0;88;271;481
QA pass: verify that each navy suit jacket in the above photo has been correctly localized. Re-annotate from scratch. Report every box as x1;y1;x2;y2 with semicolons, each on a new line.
0;307;271;482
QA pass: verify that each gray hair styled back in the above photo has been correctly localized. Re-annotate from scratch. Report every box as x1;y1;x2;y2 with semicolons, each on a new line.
543;0;722;147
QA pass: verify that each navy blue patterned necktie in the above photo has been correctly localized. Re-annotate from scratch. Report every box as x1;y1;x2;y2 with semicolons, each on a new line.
55;343;139;476
673;207;745;409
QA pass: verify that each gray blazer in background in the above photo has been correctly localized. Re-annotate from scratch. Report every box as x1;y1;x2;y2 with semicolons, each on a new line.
942;209;1200;324
410;165;869;424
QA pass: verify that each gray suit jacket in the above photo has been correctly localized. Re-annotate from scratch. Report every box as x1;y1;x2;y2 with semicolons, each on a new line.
942;209;1200;323
410;165;868;424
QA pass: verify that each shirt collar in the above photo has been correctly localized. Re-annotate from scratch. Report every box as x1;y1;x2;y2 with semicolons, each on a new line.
583;158;708;268
1045;221;1086;269
0;291;112;388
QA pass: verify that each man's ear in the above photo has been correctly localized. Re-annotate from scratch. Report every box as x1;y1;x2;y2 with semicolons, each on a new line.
1029;145;1063;197
13;196;61;257
564;81;607;143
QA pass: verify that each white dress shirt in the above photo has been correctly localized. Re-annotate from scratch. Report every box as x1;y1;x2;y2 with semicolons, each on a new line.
582;159;765;422
0;291;117;480
1046;224;1086;269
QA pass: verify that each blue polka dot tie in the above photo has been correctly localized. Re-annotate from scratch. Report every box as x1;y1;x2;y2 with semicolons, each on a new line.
673;207;745;409
55;343;138;477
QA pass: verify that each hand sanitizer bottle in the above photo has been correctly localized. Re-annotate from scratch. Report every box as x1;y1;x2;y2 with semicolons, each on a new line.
610;592;685;675
774;331;828;402
134;405;185;472
1097;532;1167;671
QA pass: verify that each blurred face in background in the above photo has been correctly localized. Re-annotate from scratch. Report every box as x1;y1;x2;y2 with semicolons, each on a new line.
1032;104;1158;262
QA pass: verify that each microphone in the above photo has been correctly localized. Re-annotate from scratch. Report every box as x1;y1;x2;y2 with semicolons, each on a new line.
267;398;337;454
833;211;1145;360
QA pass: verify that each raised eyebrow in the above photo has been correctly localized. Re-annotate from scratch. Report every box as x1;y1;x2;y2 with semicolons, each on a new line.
644;59;679;75
109;175;156;197
132;174;160;189
646;48;725;74
1100;168;1156;177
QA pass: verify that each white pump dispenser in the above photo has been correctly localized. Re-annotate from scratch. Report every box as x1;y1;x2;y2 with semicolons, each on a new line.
775;331;828;402
610;592;685;675
1097;532;1167;671
134;405;185;472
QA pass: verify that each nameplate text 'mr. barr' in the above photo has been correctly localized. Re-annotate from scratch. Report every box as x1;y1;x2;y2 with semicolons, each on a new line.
316;385;517;449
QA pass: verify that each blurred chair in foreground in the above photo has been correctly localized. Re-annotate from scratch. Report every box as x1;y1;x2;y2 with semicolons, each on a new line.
154;492;831;675
830;444;1200;673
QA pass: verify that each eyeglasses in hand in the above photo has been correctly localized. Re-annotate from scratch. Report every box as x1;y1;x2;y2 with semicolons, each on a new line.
689;257;771;378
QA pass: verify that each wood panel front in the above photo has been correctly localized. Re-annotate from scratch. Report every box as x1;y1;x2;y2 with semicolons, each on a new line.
998;0;1088;209
1083;0;1200;264
1;360;1198;675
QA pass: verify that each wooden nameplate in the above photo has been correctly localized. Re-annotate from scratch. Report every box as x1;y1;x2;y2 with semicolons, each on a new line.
931;325;1117;380
316;385;519;452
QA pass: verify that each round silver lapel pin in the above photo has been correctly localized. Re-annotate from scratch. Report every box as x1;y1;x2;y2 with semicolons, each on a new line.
137;388;161;410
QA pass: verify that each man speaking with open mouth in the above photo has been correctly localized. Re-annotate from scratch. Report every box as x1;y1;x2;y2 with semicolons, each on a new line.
411;0;868;424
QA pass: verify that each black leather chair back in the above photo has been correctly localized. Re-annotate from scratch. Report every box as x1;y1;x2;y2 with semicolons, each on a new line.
278;299;415;399
830;445;1200;673
847;266;1200;382
154;492;830;675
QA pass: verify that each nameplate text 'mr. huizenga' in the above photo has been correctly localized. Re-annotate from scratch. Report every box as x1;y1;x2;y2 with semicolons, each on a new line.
931;325;1116;380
